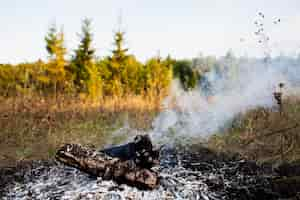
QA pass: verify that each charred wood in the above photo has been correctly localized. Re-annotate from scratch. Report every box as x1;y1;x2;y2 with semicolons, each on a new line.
55;142;159;189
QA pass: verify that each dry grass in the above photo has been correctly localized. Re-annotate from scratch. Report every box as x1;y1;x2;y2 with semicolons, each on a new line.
208;96;300;163
3;92;300;167
0;94;160;167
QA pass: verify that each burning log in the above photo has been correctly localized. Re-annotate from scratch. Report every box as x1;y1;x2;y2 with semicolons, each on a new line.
101;135;159;168
55;135;159;189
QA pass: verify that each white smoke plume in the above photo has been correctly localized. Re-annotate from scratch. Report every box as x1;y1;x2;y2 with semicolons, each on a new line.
149;57;300;145
106;57;300;146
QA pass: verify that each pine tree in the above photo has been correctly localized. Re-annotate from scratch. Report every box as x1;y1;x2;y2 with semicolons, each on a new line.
107;31;129;96
44;23;67;94
224;50;238;84
173;59;199;90
112;31;128;62
144;56;173;98
71;18;96;91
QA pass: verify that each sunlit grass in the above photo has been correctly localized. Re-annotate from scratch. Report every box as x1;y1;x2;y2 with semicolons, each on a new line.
0;94;160;166
208;97;300;163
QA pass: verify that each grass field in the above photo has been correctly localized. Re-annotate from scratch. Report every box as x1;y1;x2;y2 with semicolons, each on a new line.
0;95;160;167
208;96;300;163
1;94;300;167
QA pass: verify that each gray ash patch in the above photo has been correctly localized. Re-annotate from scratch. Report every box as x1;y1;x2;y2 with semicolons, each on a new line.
0;146;282;200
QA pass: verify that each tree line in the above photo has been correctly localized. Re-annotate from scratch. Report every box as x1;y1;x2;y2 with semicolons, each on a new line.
0;19;173;100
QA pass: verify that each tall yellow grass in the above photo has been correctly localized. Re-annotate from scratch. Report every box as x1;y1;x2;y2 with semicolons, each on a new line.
0;94;161;167
208;97;300;163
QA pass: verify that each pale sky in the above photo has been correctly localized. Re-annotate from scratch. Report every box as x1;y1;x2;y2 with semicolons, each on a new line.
1;0;300;63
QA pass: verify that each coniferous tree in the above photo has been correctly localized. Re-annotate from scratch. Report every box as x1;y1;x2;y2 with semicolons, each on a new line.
98;30;144;96
112;31;128;95
144;55;173;97
44;23;67;94
71;18;96;92
107;31;129;96
173;59;199;90
224;50;238;84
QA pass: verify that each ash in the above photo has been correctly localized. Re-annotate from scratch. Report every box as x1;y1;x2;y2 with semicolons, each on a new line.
1;146;277;200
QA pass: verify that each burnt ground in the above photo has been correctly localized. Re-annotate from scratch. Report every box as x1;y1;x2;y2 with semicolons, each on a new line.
1;145;300;200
